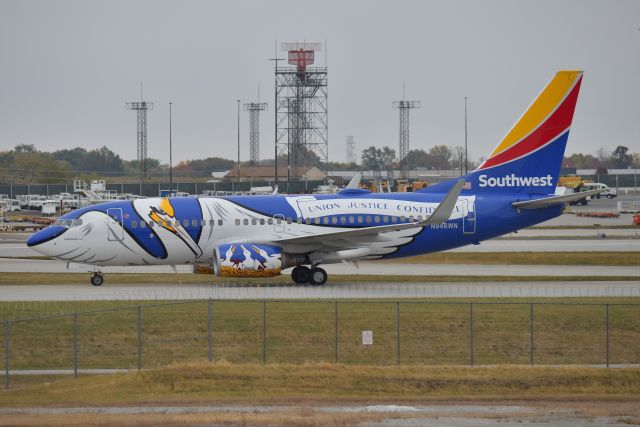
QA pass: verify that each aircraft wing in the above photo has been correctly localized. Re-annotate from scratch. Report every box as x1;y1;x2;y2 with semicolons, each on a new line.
271;179;465;247
512;189;603;209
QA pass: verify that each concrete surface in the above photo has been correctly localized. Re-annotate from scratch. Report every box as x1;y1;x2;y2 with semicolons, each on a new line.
0;281;638;300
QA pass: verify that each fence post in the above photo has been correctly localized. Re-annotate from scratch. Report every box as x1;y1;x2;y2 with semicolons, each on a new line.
334;301;339;364
4;321;9;390
136;306;142;370
469;303;474;367
262;301;267;364
605;304;610;368
73;313;78;379
530;303;534;366
208;299;213;362
396;302;401;366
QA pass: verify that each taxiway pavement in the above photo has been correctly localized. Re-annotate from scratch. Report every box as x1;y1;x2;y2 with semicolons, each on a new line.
1;281;639;300
0;257;638;277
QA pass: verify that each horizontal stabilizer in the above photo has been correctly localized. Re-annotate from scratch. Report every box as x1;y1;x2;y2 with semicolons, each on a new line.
512;189;603;209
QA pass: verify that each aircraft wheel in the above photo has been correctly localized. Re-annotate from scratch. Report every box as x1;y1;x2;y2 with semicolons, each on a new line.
309;267;328;286
90;273;104;287
291;265;310;284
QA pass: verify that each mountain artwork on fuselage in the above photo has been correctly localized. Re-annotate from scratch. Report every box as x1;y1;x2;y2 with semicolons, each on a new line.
28;71;592;286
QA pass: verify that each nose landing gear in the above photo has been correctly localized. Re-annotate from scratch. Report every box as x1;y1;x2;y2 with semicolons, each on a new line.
90;273;104;286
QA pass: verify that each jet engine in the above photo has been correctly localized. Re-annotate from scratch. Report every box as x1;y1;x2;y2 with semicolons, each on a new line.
206;243;305;278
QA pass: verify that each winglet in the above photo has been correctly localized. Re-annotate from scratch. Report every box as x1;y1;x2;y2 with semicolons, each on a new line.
422;179;465;224
345;172;362;189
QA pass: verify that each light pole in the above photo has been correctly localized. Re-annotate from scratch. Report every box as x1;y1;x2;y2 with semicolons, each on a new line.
464;97;468;175
169;102;173;195
237;99;241;192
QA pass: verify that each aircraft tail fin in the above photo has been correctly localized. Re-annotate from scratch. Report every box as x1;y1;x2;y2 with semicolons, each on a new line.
424;71;583;195
473;70;583;194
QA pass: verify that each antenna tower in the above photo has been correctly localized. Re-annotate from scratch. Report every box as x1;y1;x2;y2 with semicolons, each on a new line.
345;135;356;164
275;42;328;178
126;84;154;180
244;102;268;164
393;83;420;178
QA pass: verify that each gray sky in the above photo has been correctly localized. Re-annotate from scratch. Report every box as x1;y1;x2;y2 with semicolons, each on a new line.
1;0;639;164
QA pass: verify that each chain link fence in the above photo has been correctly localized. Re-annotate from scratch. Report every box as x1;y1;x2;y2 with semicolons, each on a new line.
2;300;640;389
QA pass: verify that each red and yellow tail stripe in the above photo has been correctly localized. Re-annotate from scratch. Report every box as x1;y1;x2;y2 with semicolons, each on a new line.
478;70;583;170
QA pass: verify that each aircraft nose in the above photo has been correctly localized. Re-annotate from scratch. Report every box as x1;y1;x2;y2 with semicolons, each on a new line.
26;225;67;249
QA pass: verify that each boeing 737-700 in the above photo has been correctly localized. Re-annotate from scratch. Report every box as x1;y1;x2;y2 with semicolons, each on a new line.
28;70;597;286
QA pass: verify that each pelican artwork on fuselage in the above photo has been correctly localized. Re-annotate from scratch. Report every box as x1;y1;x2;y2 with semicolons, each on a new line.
28;71;598;286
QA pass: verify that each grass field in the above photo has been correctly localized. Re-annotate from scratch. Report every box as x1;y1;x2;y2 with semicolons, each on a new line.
1;363;639;407
1;298;639;371
391;251;640;266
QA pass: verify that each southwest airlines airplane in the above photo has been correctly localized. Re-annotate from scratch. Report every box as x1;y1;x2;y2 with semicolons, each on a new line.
28;71;595;286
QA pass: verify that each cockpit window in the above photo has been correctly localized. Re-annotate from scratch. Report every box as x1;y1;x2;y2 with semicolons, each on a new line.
54;219;83;228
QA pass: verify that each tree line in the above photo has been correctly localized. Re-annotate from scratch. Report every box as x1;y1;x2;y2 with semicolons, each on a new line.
1;143;638;184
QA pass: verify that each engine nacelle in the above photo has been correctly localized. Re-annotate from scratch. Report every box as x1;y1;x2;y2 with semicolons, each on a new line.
215;243;284;277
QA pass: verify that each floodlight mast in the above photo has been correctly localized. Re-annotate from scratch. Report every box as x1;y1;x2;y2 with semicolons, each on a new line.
126;85;153;180
393;87;420;179
244;102;268;165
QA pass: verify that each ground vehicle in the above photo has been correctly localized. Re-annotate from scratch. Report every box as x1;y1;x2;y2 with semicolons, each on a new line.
582;182;616;199
557;176;590;205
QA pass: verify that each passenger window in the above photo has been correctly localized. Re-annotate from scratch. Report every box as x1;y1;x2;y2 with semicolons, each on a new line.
209;219;215;226
218;219;223;226
374;216;380;224
275;218;282;225
340;216;346;224
383;216;389;224
357;216;363;224
243;219;249;226
417;215;423;222
349;216;355;224
131;221;137;229
323;217;329;225
192;219;198;227
251;218;257;225
235;219;240;226
140;221;147;228
183;219;189;227
391;216;398;223
409;216;415;222
400;216;406;223
365;216;372;224
297;217;302;224
201;219;207;226
331;217;337;225
286;217;292;224
305;217;311;225
268;218;274;225
260;218;265;225
313;217;320;225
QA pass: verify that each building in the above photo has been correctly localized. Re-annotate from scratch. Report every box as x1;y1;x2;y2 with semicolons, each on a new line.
224;165;327;182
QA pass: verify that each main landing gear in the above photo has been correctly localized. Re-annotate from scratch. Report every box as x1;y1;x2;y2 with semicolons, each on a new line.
291;265;328;286
90;273;104;286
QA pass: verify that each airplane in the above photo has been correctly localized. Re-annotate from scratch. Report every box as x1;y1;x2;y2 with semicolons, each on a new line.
27;70;598;286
